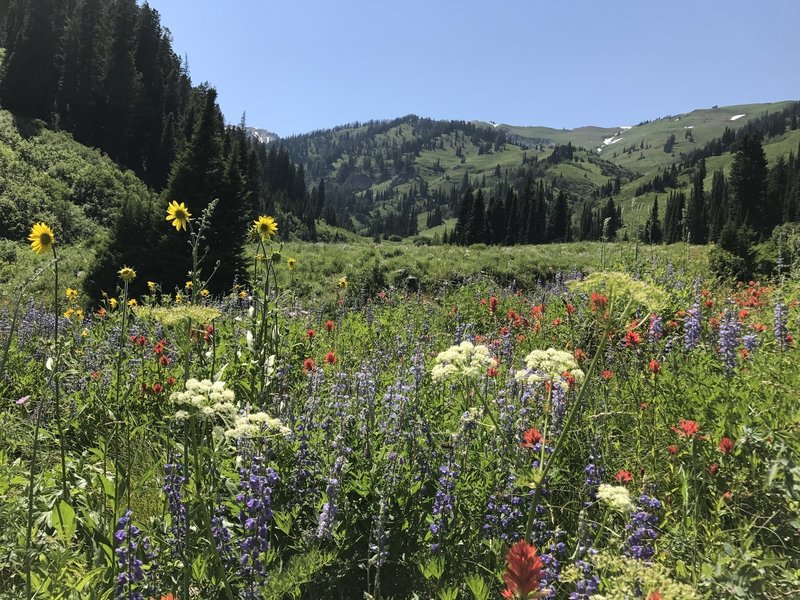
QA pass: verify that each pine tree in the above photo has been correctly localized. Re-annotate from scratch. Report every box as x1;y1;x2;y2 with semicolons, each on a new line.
485;194;506;244
546;191;570;243
101;0;138;166
729;134;769;236
466;190;486;245
59;0;108;147
0;0;63;120
643;197;662;244
686;159;708;244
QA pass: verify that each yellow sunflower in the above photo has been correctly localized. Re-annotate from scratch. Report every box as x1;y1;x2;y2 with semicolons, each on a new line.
118;266;137;282
337;276;349;289
65;287;78;300
287;257;296;270
253;215;278;241
28;223;55;255
166;201;191;232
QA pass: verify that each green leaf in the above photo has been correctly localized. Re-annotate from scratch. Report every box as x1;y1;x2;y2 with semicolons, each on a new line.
51;499;76;544
465;573;490;600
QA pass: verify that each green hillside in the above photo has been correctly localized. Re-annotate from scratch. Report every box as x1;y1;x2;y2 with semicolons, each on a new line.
0;109;156;242
280;101;799;240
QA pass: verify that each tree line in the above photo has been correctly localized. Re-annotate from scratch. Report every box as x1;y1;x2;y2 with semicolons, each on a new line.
0;0;323;295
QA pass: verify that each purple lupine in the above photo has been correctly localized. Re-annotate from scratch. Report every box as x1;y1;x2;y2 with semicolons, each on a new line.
539;531;567;598
718;309;740;373
369;498;390;569
570;509;600;600
648;313;663;344
115;510;145;600
163;457;187;557
550;382;568;434
684;302;702;351
584;455;604;505
317;455;346;539
483;473;525;541
211;506;235;568
625;494;661;560
237;455;278;598
774;301;788;351
429;462;457;553
742;333;758;356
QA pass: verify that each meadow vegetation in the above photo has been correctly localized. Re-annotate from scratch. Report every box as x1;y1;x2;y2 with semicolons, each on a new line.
1;208;798;599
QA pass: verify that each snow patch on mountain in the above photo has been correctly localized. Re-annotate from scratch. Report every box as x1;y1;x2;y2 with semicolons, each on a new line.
730;114;746;121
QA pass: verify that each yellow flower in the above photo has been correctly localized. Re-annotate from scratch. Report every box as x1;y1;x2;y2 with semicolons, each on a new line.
127;298;138;307
253;215;278;241
185;281;193;290
81;328;88;337
175;293;183;304
118;266;137;282
287;257;296;270
166;201;191;232
200;289;210;298
238;290;248;299
337;276;348;289
147;281;157;292
65;288;78;300
76;309;84;320
63;308;75;318
28;223;55;255
109;298;119;310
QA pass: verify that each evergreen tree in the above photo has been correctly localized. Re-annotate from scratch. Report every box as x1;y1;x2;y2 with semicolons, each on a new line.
485;194;506;244
101;0;138;165
708;170;727;242
663;192;685;244
642;197;662;244
0;0;63;120
58;0;108;147
162;87;245;291
546;190;571;243
729;134;769;236
686;159;708;244
465;190;486;245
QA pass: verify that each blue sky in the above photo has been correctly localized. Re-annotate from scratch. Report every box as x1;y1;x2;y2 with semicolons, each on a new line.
145;0;798;137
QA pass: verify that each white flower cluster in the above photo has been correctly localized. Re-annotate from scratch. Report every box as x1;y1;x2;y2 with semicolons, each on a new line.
596;484;635;513
514;348;585;386
171;378;237;421
431;341;498;382
225;412;292;439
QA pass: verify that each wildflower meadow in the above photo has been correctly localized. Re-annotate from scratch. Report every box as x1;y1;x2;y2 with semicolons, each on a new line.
1;207;799;599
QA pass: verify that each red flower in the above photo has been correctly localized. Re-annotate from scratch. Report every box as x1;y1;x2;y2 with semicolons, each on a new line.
159;354;171;367
500;326;510;336
167;376;176;386
648;359;660;374
722;491;733;502
614;469;632;484
303;358;316;372
325;351;337;365
565;303;576;315
306;329;315;339
672;419;699;438
719;437;734;454
647;592;662;600
489;296;499;313
502;540;545;599
601;369;614;381
551;318;562;327
487;366;498;378
530;304;544;319
560;371;576;387
667;445;678;455
152;383;163;394
574;349;586;361
154;339;166;355
704;299;714;308
709;463;719;475
590;292;608;312
90;370;100;381
521;428;543;448
508;309;519;321
325;319;335;332
623;331;641;347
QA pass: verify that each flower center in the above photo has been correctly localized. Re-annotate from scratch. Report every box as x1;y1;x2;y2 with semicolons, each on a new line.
40;233;51;245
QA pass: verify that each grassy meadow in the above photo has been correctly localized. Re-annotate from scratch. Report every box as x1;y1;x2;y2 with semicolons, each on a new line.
1;215;799;599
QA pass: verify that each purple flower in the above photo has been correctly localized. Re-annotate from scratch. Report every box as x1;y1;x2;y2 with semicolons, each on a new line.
317;455;346;539
718;309;740;373
625;495;661;561
115;509;147;600
684;302;702;351
163;457;187;557
774;301;788;351
237;455;278;598
429;462;457;553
